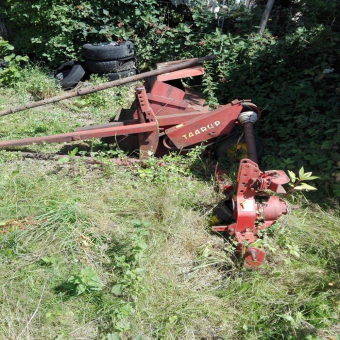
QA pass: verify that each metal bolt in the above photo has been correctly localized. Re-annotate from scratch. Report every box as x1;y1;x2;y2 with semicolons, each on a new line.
249;249;257;261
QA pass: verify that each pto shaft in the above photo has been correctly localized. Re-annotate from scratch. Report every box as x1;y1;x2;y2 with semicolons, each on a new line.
238;111;258;164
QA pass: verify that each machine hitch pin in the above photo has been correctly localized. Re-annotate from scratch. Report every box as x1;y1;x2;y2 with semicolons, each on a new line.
238;111;258;164
249;249;257;261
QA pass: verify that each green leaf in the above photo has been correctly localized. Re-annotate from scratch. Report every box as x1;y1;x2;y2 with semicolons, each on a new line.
298;166;304;179
133;336;143;340
294;183;317;191
68;147;78;157
278;313;294;323
106;333;121;340
4;54;15;61
57;156;69;165
321;140;333;150
111;284;123;296
287;170;296;183
302;175;319;181
134;268;145;275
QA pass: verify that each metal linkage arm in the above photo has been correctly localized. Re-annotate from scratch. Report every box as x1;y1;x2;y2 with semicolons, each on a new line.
0;123;157;148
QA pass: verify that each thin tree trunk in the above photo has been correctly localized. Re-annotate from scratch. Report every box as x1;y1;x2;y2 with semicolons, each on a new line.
258;0;275;34
245;0;251;9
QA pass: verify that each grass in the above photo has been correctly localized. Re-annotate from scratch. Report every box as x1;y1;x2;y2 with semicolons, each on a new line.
0;67;339;339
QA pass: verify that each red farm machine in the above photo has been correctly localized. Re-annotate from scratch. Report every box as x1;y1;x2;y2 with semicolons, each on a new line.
0;55;290;268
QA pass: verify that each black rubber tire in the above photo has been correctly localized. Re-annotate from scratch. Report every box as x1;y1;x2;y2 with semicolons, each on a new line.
55;61;86;89
103;69;136;81
82;41;134;61
85;59;135;74
56;60;75;74
216;135;264;161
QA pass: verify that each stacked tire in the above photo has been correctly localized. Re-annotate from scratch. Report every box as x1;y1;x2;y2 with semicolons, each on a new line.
82;41;136;81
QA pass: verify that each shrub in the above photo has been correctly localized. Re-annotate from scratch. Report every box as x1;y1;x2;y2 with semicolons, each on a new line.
0;38;28;85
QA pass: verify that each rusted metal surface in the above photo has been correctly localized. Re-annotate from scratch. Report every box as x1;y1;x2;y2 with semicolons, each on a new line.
74;112;204;132
150;80;185;101
74;120;137;131
0;55;215;117
148;93;192;112
156;66;204;82
135;87;159;159
244;247;266;268
212;159;290;268
183;87;206;108
156;112;203;126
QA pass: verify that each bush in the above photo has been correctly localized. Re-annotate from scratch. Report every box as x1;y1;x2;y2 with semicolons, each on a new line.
0;38;28;85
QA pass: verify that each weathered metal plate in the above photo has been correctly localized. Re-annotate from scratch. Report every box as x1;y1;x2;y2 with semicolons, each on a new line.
165;103;243;148
156;66;204;82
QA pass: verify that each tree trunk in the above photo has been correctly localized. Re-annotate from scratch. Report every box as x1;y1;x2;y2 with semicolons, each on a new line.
245;0;251;9
258;0;275;34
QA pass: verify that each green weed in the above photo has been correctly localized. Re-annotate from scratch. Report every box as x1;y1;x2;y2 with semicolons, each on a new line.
14;65;60;100
65;267;104;296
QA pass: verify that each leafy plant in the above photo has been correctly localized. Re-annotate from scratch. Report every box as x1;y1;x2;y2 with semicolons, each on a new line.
66;266;104;295
110;221;149;297
57;147;79;165
136;145;207;183
102;220;150;335
0;38;28;85
14;65;59;99
285;166;319;198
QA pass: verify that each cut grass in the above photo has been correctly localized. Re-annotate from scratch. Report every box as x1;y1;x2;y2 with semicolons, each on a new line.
0;68;339;339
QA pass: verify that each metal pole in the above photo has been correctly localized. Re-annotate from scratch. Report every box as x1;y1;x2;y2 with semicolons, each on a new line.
0;55;215;117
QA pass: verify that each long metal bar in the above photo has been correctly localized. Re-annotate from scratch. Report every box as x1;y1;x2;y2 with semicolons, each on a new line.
0;122;157;148
0;55;215;117
74;111;204;133
74;120;137;131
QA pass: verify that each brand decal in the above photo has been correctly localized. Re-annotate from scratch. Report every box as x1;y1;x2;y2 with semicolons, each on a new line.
182;121;220;140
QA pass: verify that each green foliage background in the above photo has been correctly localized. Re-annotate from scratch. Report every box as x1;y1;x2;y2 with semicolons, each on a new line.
1;0;340;195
